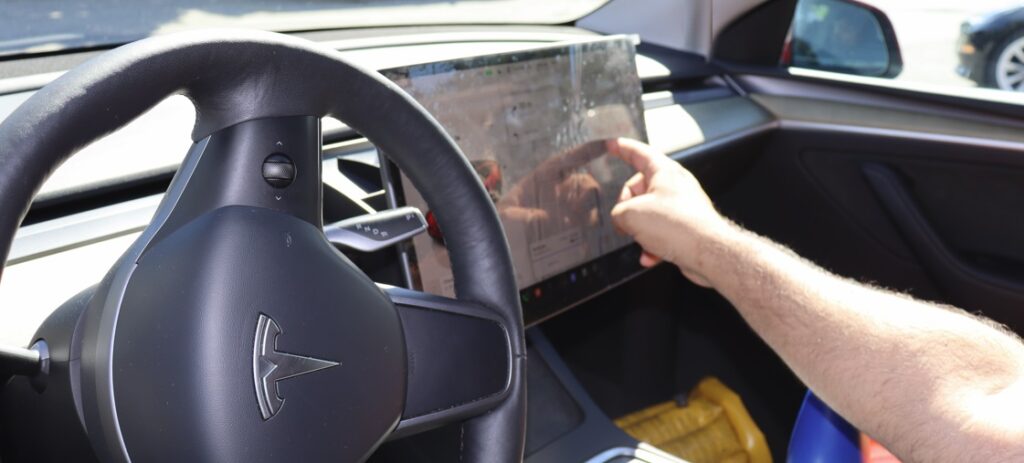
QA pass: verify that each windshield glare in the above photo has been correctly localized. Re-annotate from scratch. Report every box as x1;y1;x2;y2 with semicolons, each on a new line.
2;0;607;57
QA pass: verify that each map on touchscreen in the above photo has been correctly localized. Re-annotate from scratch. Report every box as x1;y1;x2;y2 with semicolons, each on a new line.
382;36;647;300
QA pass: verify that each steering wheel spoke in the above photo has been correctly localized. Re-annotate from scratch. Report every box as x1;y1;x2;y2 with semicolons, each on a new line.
383;286;513;439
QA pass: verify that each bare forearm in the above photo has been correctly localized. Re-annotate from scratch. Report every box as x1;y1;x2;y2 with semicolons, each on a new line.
696;221;1024;462
605;138;1024;461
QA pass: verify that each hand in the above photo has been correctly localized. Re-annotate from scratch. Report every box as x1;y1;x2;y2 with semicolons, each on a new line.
608;138;728;287
497;141;605;231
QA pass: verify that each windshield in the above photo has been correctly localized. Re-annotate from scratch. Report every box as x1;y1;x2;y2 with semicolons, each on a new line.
2;0;607;57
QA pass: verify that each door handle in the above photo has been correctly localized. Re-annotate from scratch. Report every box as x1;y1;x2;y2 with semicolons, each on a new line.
862;162;1024;328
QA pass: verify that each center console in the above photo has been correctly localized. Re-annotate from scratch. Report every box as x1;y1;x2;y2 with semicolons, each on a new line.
526;330;688;463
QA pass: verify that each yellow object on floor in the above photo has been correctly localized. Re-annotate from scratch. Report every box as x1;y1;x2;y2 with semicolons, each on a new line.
614;377;772;463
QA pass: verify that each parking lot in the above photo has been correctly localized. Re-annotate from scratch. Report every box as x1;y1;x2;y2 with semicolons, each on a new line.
861;0;1023;88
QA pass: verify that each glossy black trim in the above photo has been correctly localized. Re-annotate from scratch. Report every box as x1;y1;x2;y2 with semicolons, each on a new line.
713;0;798;66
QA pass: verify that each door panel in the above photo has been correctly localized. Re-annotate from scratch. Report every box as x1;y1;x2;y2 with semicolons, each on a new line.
863;162;1024;330
712;89;1024;333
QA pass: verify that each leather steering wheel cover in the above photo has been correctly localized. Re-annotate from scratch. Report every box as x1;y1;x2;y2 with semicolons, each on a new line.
0;30;525;462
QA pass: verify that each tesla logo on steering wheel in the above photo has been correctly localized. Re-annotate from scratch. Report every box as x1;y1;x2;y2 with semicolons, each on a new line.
253;313;340;420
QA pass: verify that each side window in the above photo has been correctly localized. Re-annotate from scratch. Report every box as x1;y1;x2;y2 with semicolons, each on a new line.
783;0;1024;93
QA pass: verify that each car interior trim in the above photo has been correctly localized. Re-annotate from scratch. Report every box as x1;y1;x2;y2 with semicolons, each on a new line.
0;28;688;99
668;120;778;164
781;120;1024;155
318;30;596;53
735;71;1024;125
18;112;1021;280
751;93;1024;145
6;86;759;269
0;71;66;97
10;152;369;267
8;195;161;266
787;67;1024;106
582;444;686;463
77;137;211;463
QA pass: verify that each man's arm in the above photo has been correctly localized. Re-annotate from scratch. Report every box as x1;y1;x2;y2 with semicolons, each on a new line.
607;138;1024;462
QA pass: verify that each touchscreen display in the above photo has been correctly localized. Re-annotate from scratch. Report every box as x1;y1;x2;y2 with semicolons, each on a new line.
382;36;647;321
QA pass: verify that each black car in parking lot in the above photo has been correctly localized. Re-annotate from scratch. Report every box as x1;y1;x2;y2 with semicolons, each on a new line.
957;5;1024;91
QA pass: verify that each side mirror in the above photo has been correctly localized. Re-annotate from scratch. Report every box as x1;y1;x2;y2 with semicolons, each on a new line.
784;0;903;78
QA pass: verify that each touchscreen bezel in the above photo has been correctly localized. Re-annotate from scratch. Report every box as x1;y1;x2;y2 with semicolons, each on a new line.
378;36;649;325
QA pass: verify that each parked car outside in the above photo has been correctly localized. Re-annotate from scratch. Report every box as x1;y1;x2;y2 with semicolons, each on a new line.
957;4;1024;91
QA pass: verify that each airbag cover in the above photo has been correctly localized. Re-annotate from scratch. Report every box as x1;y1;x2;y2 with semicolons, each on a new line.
111;206;404;461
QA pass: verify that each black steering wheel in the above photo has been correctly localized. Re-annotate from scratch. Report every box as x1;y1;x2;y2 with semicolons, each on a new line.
0;30;525;462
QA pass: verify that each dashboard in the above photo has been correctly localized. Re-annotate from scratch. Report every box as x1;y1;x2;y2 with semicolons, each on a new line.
0;25;783;463
0;27;775;346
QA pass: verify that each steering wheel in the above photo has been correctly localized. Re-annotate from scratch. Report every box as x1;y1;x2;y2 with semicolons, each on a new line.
0;30;525;462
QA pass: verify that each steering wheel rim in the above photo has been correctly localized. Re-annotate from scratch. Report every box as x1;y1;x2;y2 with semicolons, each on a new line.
0;30;525;462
